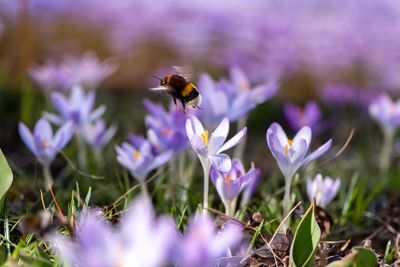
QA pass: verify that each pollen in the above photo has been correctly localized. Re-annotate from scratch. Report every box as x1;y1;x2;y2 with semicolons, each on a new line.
162;128;170;136
201;130;209;145
284;139;294;156
133;151;141;159
224;174;232;184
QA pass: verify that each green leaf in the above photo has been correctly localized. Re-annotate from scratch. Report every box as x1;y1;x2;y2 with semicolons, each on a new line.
0;150;13;202
289;202;321;267
327;247;378;267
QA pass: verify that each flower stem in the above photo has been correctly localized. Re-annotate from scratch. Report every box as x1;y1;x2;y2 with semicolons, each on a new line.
200;158;211;215
75;130;87;169
282;177;292;232
94;148;103;171
234;116;248;159
380;129;394;178
139;180;150;202
42;164;53;191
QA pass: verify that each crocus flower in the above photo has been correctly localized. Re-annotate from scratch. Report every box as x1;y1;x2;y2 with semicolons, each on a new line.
369;94;400;134
175;215;242;267
307;174;340;208
45;85;105;127
19;118;74;165
266;123;332;182
83;119;117;150
210;159;259;216
197;68;278;128
284;101;322;132
115;137;173;181
52;196;177;267
144;100;187;154
186;115;247;172
29;52;117;92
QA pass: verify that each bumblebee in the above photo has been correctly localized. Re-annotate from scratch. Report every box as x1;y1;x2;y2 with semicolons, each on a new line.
150;66;202;111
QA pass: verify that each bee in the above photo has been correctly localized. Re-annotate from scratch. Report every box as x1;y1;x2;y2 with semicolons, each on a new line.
150;66;202;112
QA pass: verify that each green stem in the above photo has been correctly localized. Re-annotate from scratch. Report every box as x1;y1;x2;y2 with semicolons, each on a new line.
282;176;292;232
94;148;103;171
200;157;211;215
42;164;53;191
233;116;248;159
3;198;10;257
75;130;87;169
380;129;394;178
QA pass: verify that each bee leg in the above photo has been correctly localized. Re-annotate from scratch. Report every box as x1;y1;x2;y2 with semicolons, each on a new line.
173;97;178;108
180;99;186;113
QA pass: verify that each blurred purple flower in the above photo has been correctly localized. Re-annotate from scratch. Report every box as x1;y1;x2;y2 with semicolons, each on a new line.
284;101;322;132
19;118;74;165
46;85;105;127
240;167;261;207
144;100;187;154
369;94;400;134
83;120;117;150
210;159;258;205
29;52;117;92
115;137;173;181
306;174;340;208
175;215;242;267
197;68;278;127
186;115;247;172
320;84;378;107
52;196;177;267
266;123;332;181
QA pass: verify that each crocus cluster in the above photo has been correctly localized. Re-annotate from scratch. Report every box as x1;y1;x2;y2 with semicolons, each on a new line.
306;174;340;208
197;67;278;128
29;52;117;92
52;196;242;267
186;115;247;212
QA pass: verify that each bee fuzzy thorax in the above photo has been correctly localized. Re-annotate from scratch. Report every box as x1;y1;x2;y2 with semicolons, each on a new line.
188;94;202;109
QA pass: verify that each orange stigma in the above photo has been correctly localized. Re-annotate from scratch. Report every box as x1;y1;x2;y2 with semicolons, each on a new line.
161;128;170;136
41;139;49;149
224;174;232;184
133;151;141;159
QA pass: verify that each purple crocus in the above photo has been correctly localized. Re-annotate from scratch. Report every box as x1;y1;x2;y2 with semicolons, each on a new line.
306;174;340;208
52;196;177;267
197;68;278;127
369;94;400;134
175;215;242;267
29;52;117;92
45;85;105;127
266;122;332;224
266;123;332;182
186;115;247;173
144;100;187;154
19;118;74;165
186;115;247;213
210;159;259;216
284;101;322;132
115;138;173;181
83;120;117;150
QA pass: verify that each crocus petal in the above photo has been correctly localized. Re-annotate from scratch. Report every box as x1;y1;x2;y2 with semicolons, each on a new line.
189;115;204;134
148;150;173;171
209;118;229;153
54;121;75;151
43;112;65;125
51;93;69;118
185;119;195;140
209;153;231;172
19;123;36;154
292;126;312;148
89;105;106;122
302;139;332;165
34;118;53;140
217;127;247;153
268;122;288;147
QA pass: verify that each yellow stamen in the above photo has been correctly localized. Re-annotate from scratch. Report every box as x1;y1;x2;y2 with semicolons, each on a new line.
240;81;250;91
284;139;293;156
161;128;169;136
224;174;232;185
201;130;209;145
133;151;141;159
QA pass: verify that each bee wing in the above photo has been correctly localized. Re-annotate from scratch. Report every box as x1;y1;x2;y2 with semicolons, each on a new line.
149;86;171;91
173;65;192;81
